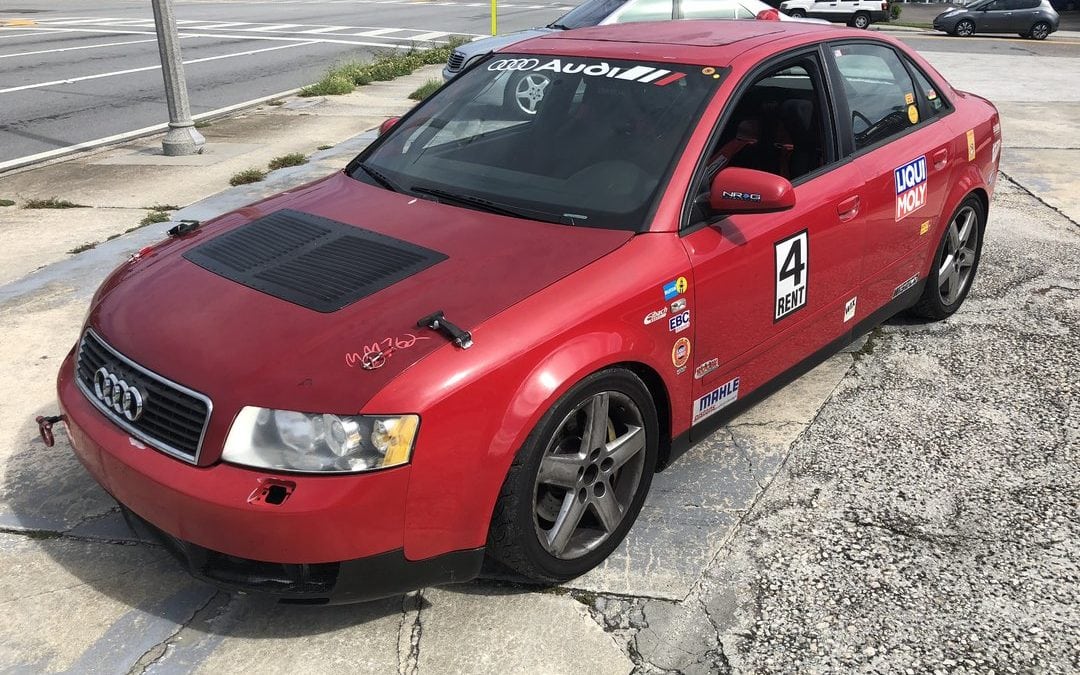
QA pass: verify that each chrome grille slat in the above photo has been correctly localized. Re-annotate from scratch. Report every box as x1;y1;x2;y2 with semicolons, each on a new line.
447;51;465;71
75;330;212;464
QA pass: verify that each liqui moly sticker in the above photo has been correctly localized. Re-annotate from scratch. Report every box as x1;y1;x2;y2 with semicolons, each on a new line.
895;156;927;221
693;376;740;424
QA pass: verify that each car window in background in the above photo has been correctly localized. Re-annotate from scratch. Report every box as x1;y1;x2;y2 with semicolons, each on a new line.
605;0;675;23
550;0;626;29
355;55;724;231
832;43;920;151
905;58;949;118
680;0;739;19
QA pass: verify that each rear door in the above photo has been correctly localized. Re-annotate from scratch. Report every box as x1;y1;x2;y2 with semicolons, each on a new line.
825;41;960;313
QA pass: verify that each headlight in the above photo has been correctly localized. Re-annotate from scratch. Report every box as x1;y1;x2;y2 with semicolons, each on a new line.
222;407;419;473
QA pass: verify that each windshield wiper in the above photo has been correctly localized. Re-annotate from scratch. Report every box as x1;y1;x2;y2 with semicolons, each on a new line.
412;185;539;220
355;161;404;194
548;22;571;30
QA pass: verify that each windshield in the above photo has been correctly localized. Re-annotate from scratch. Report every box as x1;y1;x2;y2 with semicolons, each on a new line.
352;54;724;231
550;0;627;28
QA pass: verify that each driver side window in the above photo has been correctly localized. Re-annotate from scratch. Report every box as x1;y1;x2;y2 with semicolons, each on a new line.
832;43;919;151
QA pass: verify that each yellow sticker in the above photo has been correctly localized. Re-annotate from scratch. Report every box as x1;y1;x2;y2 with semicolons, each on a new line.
908;105;919;125
966;129;976;161
672;337;691;369
919;220;930;236
675;276;688;294
905;92;915;105
702;67;716;75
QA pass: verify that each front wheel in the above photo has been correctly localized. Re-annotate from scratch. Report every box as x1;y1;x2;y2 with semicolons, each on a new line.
486;369;659;583
954;19;976;36
1030;21;1051;40
789;8;806;17
851;11;871;29
909;195;985;320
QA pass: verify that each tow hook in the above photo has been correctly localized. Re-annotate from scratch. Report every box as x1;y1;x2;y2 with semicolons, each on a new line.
35;415;66;447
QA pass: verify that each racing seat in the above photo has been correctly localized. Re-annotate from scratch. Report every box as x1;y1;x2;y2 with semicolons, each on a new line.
778;98;823;180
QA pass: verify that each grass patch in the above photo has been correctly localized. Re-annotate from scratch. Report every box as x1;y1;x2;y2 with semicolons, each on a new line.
268;152;308;170
317;144;333;151
299;38;468;98
229;168;267;186
68;242;98;255
409;79;442;101
106;224;150;241
140;210;171;226
194;120;212;129
889;20;932;29
24;197;87;209
0;199;14;207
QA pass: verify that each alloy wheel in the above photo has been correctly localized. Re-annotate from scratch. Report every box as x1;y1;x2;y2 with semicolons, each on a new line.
853;13;870;29
532;391;646;560
1031;22;1050;40
514;74;550;115
956;20;975;36
938;205;979;306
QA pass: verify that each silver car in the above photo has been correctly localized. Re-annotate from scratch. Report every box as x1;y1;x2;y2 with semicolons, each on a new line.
444;0;828;116
932;0;1060;39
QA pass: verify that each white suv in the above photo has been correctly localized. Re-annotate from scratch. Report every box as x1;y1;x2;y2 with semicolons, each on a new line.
779;0;890;28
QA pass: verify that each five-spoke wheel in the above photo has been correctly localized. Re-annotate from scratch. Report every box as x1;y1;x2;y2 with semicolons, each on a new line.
911;195;986;320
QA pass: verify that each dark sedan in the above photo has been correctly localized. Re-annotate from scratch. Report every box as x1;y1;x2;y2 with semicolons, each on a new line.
933;0;1060;39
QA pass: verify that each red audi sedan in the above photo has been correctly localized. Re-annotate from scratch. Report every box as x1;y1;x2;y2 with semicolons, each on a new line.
55;20;1000;603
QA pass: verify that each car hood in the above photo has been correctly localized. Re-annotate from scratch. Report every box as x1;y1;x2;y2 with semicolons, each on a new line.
89;172;632;418
455;28;558;59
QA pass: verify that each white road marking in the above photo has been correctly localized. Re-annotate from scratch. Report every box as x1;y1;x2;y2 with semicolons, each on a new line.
0;87;305;173
298;25;352;33
0;37;167;60
0;29;62;39
350;28;403;37
0;41;316;94
248;23;304;32
409;31;449;41
0;25;478;45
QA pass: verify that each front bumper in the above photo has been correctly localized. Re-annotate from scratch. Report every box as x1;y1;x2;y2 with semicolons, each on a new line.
57;351;483;601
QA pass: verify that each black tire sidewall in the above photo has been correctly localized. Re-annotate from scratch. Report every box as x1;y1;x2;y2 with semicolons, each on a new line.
853;12;870;28
914;195;986;319
493;368;659;582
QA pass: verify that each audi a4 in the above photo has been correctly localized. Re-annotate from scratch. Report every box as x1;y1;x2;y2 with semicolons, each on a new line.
55;21;1000;603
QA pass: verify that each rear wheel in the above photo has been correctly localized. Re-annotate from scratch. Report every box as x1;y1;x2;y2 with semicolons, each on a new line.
1030;21;1051;40
851;11;871;29
910;195;985;320
954;19;976;36
486;368;659;583
789;8;806;17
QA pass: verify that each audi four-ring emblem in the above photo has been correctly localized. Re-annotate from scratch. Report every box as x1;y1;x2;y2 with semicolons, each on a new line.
93;367;145;421
487;58;540;72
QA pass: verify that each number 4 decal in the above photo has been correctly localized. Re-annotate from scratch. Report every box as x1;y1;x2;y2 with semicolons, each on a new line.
774;230;808;322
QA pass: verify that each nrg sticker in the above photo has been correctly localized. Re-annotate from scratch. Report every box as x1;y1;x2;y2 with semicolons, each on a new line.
895;156;928;220
693;376;740;424
774;230;808;322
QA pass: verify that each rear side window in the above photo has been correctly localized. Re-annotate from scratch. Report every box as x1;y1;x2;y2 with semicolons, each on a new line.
831;43;919;151
1013;0;1040;8
906;58;949;119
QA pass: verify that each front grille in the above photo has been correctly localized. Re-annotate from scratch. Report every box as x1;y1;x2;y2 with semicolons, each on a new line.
75;330;212;463
447;50;465;71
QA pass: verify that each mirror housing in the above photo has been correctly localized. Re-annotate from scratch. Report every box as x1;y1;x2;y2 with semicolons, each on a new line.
708;167;796;215
378;117;400;136
756;8;780;20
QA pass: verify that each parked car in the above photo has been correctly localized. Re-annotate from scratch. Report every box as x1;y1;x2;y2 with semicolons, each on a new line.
55;20;1000;604
443;0;828;92
932;0;1059;38
778;0;890;27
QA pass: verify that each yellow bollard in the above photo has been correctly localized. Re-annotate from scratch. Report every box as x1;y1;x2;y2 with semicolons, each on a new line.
490;0;497;35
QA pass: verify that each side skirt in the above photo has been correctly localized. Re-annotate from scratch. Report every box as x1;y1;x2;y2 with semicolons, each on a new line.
661;280;925;469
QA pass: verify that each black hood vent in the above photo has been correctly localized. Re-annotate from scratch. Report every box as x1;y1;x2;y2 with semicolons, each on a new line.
184;209;447;312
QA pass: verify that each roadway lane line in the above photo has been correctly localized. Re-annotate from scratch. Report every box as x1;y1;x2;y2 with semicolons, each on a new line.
249;23;304;32
410;31;449;41
3;26;478;46
298;25;352;33
0;41;317;94
0;86;305;173
0;29;61;40
0;37;167;60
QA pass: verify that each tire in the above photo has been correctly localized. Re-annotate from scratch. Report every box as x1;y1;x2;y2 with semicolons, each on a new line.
789;9;806;17
909;195;985;320
486;368;659;583
503;71;551;118
1030;21;1051;40
851;11;871;29
954;19;975;37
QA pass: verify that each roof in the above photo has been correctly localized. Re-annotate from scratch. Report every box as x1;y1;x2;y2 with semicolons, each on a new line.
512;19;854;67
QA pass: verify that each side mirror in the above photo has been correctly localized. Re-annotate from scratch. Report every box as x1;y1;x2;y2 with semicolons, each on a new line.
378;117;400;136
756;8;781;20
709;167;795;214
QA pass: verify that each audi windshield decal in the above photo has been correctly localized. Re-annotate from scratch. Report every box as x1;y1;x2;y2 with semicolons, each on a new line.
487;58;688;87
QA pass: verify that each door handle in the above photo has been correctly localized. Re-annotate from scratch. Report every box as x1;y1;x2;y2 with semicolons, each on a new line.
933;148;948;170
837;195;860;222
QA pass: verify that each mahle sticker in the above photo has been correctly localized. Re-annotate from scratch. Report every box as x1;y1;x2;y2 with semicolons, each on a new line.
693;376;740;424
774;230;808;322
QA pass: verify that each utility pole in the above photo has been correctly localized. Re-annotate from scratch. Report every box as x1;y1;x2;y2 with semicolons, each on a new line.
151;0;204;156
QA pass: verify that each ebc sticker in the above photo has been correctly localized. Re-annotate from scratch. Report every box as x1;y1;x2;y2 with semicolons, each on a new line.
487;58;686;86
895;156;928;221
774;230;808;322
668;310;690;334
693;376;740;424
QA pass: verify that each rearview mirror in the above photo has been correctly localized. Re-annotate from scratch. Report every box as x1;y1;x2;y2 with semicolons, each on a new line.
709;167;795;214
378;117;400;136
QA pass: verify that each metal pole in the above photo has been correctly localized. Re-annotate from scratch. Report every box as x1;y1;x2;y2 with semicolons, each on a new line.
151;0;204;156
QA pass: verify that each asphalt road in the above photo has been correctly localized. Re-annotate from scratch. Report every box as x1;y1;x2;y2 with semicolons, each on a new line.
1;0;1078;170
0;0;571;168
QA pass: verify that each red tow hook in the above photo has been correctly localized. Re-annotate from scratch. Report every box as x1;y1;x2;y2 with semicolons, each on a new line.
35;415;66;447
